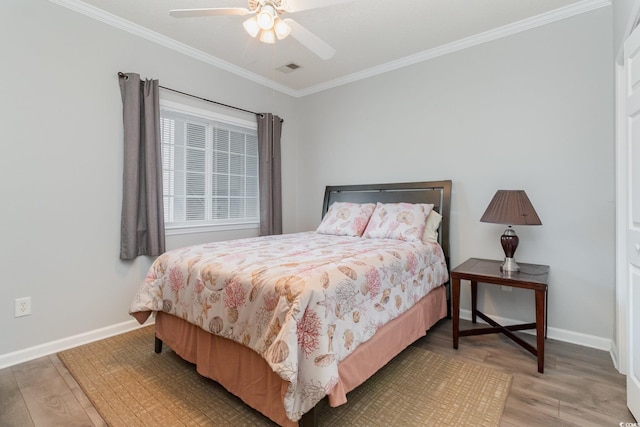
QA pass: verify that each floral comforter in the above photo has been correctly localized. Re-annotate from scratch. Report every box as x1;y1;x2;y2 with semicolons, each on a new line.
129;231;448;421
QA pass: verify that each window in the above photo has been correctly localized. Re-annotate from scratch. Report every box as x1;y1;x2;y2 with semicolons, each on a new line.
160;101;259;232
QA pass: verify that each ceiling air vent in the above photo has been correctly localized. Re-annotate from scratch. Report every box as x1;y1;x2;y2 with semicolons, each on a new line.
276;63;301;74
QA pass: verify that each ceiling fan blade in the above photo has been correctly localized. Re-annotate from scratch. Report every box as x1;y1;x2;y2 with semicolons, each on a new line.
281;0;352;13
169;8;251;18
285;19;335;60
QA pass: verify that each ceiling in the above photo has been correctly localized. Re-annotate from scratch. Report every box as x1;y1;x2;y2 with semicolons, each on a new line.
54;0;608;97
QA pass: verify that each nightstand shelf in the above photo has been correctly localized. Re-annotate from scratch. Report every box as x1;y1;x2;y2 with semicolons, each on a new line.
450;257;549;373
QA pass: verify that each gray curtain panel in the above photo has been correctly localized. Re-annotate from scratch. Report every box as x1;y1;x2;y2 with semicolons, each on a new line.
118;73;165;260
257;113;283;236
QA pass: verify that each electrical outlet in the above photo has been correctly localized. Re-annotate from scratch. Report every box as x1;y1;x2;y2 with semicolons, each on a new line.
501;286;512;292
15;297;31;317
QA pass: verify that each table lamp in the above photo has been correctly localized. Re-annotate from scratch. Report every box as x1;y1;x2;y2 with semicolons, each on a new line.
480;190;542;272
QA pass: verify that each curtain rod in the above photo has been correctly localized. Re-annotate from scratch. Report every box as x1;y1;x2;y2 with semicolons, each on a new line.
118;72;262;117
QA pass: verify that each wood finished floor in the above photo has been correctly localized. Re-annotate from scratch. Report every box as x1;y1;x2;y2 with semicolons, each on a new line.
0;318;635;426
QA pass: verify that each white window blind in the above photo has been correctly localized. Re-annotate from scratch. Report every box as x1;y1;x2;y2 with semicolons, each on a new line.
160;106;259;231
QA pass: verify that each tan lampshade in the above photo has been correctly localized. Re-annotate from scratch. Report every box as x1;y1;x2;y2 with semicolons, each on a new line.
480;190;542;226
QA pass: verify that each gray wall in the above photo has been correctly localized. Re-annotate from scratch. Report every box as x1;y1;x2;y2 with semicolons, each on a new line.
0;0;615;361
293;7;615;343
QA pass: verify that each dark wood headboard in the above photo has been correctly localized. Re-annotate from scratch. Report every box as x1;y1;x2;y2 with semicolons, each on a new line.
322;180;452;261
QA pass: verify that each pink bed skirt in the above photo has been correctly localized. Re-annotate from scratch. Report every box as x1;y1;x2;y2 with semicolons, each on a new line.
152;284;447;426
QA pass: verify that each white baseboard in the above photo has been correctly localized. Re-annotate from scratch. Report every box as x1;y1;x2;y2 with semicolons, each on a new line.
0;318;154;370
459;309;613;352
0;311;614;370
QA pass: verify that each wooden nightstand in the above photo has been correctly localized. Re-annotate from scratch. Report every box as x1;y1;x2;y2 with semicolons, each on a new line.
450;257;549;373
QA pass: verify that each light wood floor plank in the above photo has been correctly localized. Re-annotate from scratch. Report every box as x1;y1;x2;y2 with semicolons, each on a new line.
11;356;61;389
20;375;95;427
0;368;35;427
48;355;107;427
558;400;630;427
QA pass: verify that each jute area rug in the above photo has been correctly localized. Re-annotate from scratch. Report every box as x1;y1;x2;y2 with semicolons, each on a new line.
58;326;512;426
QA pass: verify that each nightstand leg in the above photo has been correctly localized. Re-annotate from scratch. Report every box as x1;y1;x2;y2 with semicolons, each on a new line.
471;280;478;323
535;289;545;373
452;278;460;349
545;288;548;339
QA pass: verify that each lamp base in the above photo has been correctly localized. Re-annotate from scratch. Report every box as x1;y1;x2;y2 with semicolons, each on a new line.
500;227;520;273
501;257;520;273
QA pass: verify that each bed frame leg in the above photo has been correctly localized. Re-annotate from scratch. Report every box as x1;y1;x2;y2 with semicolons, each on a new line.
154;336;163;354
299;406;318;427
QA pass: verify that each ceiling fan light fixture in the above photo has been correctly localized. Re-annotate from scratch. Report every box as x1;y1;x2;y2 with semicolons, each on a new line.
243;16;260;37
169;0;343;59
259;28;276;44
256;5;276;30
274;17;291;40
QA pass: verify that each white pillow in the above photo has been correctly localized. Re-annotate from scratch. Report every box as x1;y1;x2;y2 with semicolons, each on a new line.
422;210;442;244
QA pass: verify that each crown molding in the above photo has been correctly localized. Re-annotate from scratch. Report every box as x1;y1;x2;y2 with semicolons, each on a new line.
49;0;610;98
297;0;611;96
47;0;299;97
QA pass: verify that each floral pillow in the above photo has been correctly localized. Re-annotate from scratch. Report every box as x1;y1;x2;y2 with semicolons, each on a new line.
363;202;433;242
422;209;442;244
316;202;376;237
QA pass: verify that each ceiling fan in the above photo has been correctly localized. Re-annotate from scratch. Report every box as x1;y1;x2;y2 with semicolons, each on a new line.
169;0;352;60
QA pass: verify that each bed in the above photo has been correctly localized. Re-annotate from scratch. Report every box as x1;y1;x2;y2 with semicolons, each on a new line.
129;180;452;426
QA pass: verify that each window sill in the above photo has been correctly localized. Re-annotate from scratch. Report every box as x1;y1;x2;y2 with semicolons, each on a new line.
165;222;259;236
